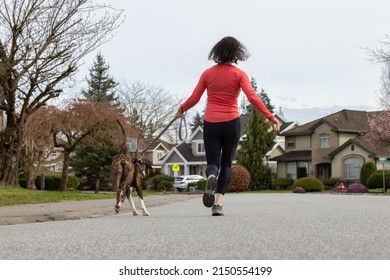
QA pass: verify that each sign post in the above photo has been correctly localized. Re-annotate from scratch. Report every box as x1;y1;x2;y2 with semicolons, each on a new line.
172;164;180;194
379;157;387;194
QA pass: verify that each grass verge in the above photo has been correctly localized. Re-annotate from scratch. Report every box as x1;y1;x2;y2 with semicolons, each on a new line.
0;186;118;207
0;186;160;207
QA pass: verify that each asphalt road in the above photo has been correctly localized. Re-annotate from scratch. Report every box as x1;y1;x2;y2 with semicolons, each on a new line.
1;193;390;260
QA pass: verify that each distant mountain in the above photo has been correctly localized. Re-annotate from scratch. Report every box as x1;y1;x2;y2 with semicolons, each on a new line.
280;105;380;125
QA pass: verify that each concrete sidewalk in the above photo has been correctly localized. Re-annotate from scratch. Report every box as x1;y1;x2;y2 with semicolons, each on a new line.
0;193;201;225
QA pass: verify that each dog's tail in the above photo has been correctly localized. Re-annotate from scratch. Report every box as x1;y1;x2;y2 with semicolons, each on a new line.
117;119;128;154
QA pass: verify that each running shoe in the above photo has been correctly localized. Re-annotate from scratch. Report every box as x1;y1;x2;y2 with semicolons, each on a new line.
202;175;217;207
212;205;224;216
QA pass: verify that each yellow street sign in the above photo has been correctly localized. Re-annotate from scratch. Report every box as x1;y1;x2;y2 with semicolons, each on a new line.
172;164;180;172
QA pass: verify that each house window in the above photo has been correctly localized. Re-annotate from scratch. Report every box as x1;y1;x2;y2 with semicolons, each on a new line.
320;133;330;148
156;152;164;160
286;162;297;179
286;136;296;148
343;157;363;179
197;143;205;153
286;161;308;179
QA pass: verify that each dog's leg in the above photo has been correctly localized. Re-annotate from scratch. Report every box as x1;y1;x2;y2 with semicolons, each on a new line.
134;174;150;216
138;198;150;216
115;190;122;213
112;171;122;213
127;187;140;216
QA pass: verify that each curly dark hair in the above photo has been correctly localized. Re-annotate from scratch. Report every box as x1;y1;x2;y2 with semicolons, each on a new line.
208;36;250;64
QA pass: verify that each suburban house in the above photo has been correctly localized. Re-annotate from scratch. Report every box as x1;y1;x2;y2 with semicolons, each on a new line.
159;113;296;177
137;138;174;170
271;109;390;181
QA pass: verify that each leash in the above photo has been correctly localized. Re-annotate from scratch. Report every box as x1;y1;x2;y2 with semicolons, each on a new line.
138;105;188;157
139;117;177;156
178;111;188;141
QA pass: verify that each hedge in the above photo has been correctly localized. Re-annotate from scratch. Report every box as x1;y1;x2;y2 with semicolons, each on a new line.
292;177;324;192
272;178;294;190
19;175;80;191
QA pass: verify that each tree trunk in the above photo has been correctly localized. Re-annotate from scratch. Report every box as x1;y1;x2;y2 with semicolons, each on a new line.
95;177;100;194
59;151;71;191
40;173;45;190
0;125;24;186
26;171;37;190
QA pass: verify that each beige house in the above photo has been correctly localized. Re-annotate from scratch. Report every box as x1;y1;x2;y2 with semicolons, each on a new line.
272;109;390;181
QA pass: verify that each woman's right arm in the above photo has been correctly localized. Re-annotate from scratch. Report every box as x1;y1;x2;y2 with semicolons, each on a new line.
176;71;207;117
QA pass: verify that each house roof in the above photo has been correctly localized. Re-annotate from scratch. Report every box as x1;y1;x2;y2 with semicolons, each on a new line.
137;138;174;151
176;142;206;162
281;109;380;136
270;150;312;162
328;134;390;158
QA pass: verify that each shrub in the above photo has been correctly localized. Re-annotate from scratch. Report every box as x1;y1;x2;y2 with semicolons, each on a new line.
228;165;250;192
152;174;173;189
347;183;368;193
292;187;306;193
67;176;80;191
19;178;27;189
360;162;376;186
360;162;377;186
367;170;390;189
143;169;161;189
157;180;173;191
322;178;341;189
272;178;294;190
188;179;206;191
292;177;324;192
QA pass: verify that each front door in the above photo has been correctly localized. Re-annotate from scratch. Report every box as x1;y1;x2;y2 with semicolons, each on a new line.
317;163;331;180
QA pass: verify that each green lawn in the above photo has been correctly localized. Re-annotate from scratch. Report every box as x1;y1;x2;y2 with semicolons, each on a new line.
0;186;162;207
0;186;118;207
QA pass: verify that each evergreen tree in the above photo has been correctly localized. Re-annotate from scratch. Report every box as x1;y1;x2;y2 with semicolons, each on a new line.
83;53;120;108
190;111;204;133
237;110;275;189
70;145;118;192
278;106;285;117
259;88;275;113
242;77;274;114
237;77;276;189
75;53;122;192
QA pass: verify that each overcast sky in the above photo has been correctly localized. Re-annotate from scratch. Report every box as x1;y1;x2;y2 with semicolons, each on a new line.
77;0;390;124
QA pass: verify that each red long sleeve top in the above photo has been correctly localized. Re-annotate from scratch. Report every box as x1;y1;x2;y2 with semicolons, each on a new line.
180;64;275;123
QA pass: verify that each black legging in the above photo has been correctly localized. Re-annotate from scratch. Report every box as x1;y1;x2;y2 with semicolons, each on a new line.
203;117;241;195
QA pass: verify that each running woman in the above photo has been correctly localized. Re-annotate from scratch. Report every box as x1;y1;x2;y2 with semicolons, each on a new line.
176;36;280;216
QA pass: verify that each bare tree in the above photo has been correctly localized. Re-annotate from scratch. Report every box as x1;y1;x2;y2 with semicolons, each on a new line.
368;34;390;108
23;109;55;190
365;35;390;152
0;0;124;185
119;81;182;141
26;100;138;191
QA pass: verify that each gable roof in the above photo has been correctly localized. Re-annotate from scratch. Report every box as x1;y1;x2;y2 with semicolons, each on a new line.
187;126;203;143
327;133;390;159
137;138;174;152
176;142;207;162
271;150;312;161
281;109;380;136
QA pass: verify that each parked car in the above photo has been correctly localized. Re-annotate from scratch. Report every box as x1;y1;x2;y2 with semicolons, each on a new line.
174;175;206;191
